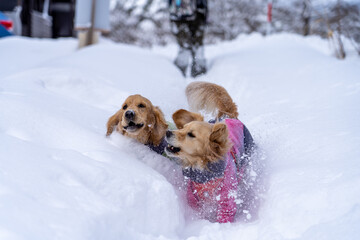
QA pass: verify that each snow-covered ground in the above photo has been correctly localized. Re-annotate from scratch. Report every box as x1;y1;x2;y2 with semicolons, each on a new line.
1;34;360;240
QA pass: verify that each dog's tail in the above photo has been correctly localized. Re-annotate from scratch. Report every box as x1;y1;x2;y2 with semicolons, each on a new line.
186;81;238;119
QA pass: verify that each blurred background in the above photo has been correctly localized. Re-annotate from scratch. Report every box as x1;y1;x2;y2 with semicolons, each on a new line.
1;0;359;58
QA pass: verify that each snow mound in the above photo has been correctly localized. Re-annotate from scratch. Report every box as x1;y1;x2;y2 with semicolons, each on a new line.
1;33;360;239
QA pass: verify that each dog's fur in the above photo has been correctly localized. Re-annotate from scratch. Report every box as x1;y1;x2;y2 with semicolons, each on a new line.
106;94;167;146
166;81;257;223
167;110;231;169
166;81;239;169
186;81;238;119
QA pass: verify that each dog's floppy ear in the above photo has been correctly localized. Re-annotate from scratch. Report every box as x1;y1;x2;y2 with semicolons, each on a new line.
106;110;123;136
209;123;230;156
172;109;204;129
149;106;168;146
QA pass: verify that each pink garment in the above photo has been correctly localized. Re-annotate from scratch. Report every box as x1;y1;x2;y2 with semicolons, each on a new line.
186;119;245;223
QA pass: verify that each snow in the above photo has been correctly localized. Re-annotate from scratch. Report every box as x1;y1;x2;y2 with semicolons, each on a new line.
1;33;360;240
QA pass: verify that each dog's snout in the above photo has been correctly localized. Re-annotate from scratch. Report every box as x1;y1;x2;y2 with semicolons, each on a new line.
125;110;135;120
166;130;173;138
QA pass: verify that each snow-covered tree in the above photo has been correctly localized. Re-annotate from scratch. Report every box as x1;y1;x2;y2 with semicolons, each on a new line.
107;0;360;52
108;0;171;46
108;0;268;45
206;0;267;42
272;0;313;36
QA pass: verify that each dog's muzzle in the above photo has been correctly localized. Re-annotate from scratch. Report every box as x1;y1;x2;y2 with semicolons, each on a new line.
125;110;135;120
165;130;181;154
123;110;144;132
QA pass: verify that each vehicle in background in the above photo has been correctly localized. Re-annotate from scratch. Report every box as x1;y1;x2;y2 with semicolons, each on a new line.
1;0;75;38
0;0;22;36
0;11;13;37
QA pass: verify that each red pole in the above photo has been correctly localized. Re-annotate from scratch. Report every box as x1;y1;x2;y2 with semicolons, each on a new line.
267;1;272;23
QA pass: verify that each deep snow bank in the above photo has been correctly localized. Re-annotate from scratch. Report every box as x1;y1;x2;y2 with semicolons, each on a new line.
1;34;360;240
0;37;185;240
194;34;360;240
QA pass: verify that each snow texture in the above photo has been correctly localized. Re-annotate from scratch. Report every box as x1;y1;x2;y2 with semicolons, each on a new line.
1;33;360;240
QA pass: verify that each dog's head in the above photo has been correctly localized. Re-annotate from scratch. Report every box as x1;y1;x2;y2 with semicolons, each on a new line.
106;94;167;146
166;109;231;169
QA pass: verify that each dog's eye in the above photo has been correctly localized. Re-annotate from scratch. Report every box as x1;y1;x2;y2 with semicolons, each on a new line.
187;132;195;138
138;104;145;108
123;104;128;110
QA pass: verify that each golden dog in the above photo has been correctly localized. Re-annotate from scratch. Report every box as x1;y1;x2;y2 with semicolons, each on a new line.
167;109;231;169
165;81;243;169
106;94;167;148
165;81;256;223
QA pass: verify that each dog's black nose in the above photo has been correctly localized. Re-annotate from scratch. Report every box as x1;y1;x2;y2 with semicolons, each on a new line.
125;110;135;120
166;130;173;138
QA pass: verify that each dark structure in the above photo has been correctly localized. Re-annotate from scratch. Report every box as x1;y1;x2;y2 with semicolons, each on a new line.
0;0;18;11
21;0;76;38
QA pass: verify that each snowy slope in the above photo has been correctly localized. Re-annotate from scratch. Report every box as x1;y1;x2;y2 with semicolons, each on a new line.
0;37;187;240
1;34;360;240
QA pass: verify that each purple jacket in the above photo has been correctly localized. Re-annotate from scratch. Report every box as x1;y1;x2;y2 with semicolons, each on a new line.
185;118;253;223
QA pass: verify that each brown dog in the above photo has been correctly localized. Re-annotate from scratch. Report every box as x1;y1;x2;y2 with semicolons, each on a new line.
166;81;244;169
106;95;168;150
167;109;231;169
185;81;238;119
165;81;256;223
